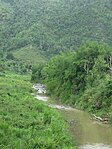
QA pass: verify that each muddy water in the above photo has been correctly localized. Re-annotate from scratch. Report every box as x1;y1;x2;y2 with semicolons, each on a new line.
33;84;112;149
60;109;112;149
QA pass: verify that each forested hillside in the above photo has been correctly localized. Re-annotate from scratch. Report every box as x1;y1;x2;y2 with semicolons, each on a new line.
0;0;112;61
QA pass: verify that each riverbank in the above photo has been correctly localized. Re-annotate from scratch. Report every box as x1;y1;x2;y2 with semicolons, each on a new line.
33;83;112;149
31;43;112;125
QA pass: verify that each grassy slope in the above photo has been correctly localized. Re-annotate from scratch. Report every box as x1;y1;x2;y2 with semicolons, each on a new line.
0;72;74;149
12;45;47;64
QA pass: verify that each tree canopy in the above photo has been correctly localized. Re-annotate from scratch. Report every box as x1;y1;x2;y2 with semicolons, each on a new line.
0;0;112;59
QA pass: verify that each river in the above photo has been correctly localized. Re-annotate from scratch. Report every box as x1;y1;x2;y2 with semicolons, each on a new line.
32;84;112;149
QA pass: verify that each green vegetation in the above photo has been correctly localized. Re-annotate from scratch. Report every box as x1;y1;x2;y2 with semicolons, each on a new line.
0;51;31;74
0;73;74;148
31;63;45;83
0;0;112;60
12;45;47;64
32;42;112;121
0;0;112;147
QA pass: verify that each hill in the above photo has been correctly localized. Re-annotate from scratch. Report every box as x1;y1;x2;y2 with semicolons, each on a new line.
0;0;112;61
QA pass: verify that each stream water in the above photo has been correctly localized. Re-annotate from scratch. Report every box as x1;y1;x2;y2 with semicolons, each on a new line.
33;84;112;149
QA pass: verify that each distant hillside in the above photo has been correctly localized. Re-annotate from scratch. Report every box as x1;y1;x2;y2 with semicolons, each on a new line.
0;0;112;60
12;45;47;64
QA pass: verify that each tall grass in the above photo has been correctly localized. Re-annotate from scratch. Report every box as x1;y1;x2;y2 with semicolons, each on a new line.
0;73;74;149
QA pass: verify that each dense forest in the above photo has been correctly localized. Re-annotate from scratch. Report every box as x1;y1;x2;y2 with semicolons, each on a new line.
0;0;112;62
